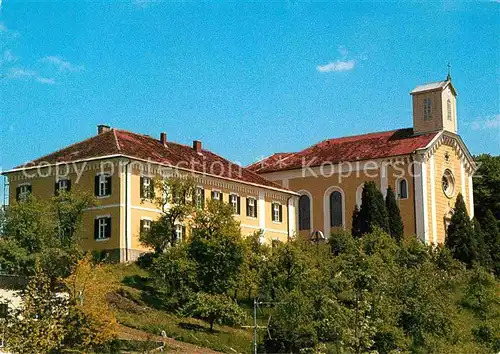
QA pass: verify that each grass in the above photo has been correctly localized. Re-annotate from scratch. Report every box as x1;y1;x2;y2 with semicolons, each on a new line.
106;263;254;353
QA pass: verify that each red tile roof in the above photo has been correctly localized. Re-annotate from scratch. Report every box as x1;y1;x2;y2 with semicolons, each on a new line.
247;128;439;174
14;129;291;192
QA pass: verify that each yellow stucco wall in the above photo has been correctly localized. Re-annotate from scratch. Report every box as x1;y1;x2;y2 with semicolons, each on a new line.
7;159;124;254
427;141;472;244
282;161;416;239
6;158;294;261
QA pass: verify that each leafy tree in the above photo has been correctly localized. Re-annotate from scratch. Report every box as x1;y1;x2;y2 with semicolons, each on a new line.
180;292;246;331
233;230;270;301
472;218;491;269
150;243;198;308
357;181;390;236
385;186;404;242
446;193;477;266
189;200;245;294
0;191;94;280
473;154;500;221
480;209;500;276
62;255;118;349
5;263;68;353
139;176;196;253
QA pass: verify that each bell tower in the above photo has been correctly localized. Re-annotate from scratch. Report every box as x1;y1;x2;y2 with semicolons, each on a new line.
410;73;457;135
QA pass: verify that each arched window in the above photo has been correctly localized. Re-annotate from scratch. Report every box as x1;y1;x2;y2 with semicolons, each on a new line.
298;194;311;230
330;191;343;227
356;184;364;207
398;179;408;199
447;99;452;121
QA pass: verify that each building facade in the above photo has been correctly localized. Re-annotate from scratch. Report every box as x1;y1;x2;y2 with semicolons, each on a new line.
3;127;297;261
248;78;476;245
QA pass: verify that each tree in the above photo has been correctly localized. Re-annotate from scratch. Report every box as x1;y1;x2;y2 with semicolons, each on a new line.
62;255;119;350
357;182;390;236
473;154;500;221
480;209;500;276
233;230;270;301
0;191;94;280
385;186;404;242
189;200;245;294
351;205;362;237
139;176;195;253
150;243;198;308
180;292;246;331
445;193;477;266
6;263;68;353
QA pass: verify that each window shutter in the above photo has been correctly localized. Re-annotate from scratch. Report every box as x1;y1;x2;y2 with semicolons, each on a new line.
201;189;205;207
220;193;223;202
107;176;112;195
279;204;283;222
27;185;32;194
140;219;144;233
66;180;71;192
94;219;99;240
140;177;144;198
182;225;186;241
246;199;249;216
94;176;100;196
55;182;59;196
15;187;20;201
254;199;258;217
105;217;112;239
237;196;241;214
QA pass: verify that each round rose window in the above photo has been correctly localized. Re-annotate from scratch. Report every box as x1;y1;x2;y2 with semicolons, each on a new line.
442;169;455;198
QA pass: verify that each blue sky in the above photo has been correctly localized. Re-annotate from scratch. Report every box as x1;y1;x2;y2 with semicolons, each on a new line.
0;1;498;193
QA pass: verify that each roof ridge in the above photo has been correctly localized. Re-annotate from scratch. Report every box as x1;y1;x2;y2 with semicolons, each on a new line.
323;127;410;143
113;129;121;152
22;130;114;165
115;128;201;151
199;146;287;190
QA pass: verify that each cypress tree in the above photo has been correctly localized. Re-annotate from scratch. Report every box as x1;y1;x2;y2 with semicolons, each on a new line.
445;193;477;266
351;205;362;238
385;187;404;242
358;181;390;235
472;218;491;268
480;209;500;276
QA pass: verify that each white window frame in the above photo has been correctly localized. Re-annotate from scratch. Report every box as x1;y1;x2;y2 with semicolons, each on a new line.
247;197;257;218
175;224;184;242
141;217;152;232
396;178;409;200
17;183;31;202
141;176;153;199
230;193;239;215
195;186;204;208
212;189;221;201
95;215;111;241
57;179;70;192
96;173;110;198
272;202;282;223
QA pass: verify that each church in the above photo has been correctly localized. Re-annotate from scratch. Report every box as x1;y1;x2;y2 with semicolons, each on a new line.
247;76;476;245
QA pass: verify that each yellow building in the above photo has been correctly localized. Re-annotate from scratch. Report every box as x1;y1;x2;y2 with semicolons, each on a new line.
248;77;476;245
3;127;297;261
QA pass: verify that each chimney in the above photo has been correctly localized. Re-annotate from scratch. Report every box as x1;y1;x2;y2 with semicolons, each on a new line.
193;140;202;153
160;132;167;146
97;124;111;135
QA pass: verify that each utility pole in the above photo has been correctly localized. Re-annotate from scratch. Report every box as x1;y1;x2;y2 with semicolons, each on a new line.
242;298;283;354
253;297;258;354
